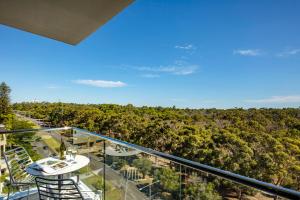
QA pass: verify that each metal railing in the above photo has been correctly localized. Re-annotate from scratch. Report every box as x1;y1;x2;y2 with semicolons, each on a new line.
1;126;300;200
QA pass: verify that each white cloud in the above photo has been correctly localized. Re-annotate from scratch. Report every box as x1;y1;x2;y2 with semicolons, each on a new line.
245;95;300;103
175;44;196;50
277;49;300;57
121;59;199;77
173;65;198;75
136;64;198;76
141;74;160;78
233;49;261;56
74;80;126;88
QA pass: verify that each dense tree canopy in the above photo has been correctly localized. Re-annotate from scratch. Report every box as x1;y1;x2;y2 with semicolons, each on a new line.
13;102;300;193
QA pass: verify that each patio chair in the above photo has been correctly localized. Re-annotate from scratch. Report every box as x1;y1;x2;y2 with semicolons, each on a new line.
3;146;36;199
35;177;84;200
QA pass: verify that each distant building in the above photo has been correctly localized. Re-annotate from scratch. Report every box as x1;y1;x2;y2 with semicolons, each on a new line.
68;132;103;154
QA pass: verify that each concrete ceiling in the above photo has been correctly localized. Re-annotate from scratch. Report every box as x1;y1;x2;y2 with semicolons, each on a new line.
0;0;133;45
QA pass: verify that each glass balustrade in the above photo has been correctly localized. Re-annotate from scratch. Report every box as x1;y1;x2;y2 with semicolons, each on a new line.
0;127;299;200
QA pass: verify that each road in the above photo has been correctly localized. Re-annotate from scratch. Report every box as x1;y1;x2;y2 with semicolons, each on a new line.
15;113;43;128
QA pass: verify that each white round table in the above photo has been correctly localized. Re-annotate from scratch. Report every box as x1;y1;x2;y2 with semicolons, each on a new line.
26;155;90;177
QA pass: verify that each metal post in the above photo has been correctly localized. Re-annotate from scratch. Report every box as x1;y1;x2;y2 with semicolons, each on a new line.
125;180;127;200
103;140;106;200
180;164;182;200
124;155;129;200
149;184;151;200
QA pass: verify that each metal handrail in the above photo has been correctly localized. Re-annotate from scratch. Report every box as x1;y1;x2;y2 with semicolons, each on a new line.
1;127;300;200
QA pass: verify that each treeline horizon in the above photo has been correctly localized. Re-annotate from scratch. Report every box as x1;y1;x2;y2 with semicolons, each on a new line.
12;100;300;110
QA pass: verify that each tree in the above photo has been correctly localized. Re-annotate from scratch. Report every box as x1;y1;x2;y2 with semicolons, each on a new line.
0;82;12;123
132;158;152;178
185;182;221;200
155;168;180;192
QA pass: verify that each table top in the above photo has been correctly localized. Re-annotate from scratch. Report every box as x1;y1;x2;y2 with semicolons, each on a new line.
26;155;90;176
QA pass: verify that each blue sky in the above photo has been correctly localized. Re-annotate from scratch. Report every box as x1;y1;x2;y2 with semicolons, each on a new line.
0;0;300;108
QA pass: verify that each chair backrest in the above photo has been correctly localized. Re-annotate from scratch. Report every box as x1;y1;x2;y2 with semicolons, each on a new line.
35;177;84;200
3;146;34;184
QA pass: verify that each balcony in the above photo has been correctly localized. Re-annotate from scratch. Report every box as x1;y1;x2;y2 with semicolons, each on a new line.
0;127;299;200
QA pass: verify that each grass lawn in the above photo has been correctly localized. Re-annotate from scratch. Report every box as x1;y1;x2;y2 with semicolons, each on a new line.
82;174;122;200
41;135;60;153
79;166;91;174
106;189;123;200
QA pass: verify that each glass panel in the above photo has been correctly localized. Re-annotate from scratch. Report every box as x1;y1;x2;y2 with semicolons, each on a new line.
71;129;104;200
181;166;290;200
104;140;145;200
103;140;183;200
0;128;298;200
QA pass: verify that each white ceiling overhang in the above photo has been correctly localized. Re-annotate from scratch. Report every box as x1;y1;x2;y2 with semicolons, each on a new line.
0;0;133;45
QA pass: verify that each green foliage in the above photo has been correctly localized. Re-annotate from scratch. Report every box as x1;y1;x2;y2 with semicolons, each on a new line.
12;102;300;195
185;182;221;200
0;173;8;182
155;168;180;192
5;116;41;161
114;158;127;170
132;157;152;178
82;175;118;199
93;178;104;190
90;176;112;192
0;82;12;123
6;116;35;143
